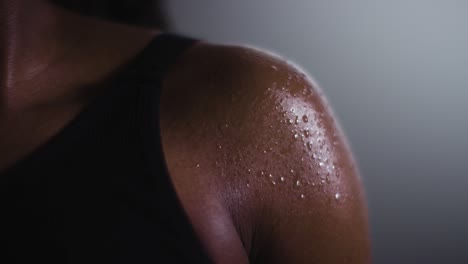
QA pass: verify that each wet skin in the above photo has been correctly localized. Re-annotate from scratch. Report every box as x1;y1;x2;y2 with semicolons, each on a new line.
1;1;371;263
161;44;370;263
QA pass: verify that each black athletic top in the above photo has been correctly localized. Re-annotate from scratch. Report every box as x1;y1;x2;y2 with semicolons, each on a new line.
0;33;212;263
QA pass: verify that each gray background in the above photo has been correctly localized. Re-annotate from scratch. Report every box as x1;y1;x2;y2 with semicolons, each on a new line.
167;1;468;263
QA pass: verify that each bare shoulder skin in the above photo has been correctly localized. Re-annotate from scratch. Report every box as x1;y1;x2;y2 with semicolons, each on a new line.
161;43;371;263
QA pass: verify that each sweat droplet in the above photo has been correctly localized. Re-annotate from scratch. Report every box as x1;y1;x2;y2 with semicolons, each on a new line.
271;65;278;71
294;133;299;139
300;194;305;199
269;174;273;178
335;193;341;200
296;180;301;186
280;177;285;182
196;164;200;168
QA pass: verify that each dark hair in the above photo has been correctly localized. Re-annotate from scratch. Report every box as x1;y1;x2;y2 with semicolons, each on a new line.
51;0;168;29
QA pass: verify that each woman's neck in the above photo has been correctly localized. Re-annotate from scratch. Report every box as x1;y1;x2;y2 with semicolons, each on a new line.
0;1;159;112
0;0;73;110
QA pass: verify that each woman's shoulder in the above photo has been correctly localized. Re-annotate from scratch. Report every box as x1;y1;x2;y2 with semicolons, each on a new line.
160;41;371;263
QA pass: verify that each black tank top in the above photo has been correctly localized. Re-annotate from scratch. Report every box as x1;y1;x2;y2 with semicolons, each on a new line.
0;33;211;263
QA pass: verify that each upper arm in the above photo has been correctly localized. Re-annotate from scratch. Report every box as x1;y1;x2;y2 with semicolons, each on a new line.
161;43;370;263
